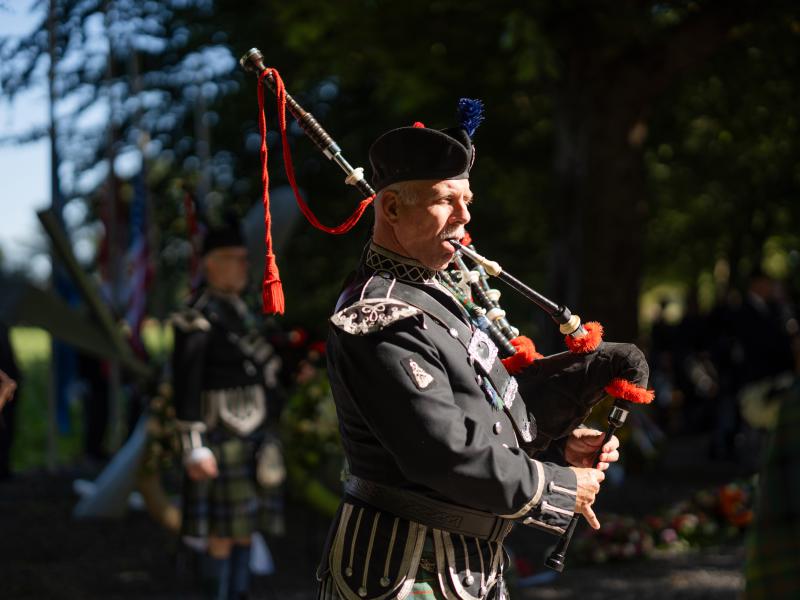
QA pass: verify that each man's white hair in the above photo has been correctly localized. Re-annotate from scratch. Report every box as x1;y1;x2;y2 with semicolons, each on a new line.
376;181;421;207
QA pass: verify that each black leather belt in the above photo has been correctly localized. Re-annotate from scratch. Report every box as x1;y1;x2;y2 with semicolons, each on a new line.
344;475;514;542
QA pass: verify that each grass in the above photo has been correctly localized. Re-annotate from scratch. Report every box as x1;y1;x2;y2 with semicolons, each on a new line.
7;321;174;472
9;327;85;472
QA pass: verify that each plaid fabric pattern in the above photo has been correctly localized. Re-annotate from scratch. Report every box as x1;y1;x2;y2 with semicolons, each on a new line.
745;386;800;599
182;435;262;539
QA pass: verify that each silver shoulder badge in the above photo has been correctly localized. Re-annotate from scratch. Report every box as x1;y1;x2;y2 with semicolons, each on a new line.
330;298;422;335
400;353;437;391
170;308;211;332
407;358;434;389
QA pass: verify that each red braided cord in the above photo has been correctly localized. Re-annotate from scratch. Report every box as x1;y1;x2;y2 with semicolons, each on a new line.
257;68;375;313
259;69;375;234
257;70;284;314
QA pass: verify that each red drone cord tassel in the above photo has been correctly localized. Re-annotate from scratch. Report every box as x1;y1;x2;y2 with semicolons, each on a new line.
564;321;603;354
501;336;543;374
256;67;375;313
604;378;655;405
257;69;284;314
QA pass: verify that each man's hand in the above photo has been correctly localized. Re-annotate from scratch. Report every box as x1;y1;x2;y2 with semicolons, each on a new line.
569;466;605;529
0;369;18;412
186;454;219;481
564;427;620;471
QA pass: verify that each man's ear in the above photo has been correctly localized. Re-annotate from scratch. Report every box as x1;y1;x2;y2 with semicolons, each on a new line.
379;190;401;224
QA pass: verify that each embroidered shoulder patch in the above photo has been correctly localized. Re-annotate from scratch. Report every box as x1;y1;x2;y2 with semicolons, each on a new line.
330;298;422;335
400;354;436;391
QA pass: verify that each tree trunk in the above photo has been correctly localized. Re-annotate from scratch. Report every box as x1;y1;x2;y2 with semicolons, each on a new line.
551;57;649;345
581;92;648;343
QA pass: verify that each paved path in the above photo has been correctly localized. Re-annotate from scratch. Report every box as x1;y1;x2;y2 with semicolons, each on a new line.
519;546;744;599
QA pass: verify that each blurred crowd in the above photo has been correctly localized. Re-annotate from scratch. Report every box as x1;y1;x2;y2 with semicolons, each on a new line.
648;270;799;463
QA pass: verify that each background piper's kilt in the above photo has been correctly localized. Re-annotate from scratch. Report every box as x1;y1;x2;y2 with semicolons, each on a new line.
182;430;280;539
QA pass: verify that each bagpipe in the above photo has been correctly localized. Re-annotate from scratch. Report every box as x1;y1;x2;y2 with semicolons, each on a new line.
239;47;653;572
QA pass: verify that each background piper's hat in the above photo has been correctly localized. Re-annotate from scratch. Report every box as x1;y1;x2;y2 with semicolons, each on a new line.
201;221;245;256
369;98;485;191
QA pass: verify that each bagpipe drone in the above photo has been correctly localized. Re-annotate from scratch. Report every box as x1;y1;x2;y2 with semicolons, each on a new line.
239;47;653;572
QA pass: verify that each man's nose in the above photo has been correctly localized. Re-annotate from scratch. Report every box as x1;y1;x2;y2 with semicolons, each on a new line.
452;198;471;224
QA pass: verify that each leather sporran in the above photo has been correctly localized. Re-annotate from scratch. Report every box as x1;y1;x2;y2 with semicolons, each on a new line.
256;438;286;489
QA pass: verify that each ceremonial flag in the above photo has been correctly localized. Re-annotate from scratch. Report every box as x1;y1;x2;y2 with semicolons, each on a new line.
124;169;152;355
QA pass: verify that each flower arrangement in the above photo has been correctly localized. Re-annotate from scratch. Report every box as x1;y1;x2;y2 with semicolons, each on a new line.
568;479;755;565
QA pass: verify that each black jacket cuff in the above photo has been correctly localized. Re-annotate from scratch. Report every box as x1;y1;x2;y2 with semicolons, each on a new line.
517;462;577;535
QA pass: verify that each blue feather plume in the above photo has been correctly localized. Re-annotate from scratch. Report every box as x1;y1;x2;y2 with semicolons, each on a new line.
457;98;484;137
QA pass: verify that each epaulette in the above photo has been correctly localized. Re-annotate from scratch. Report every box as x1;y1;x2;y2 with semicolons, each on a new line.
170;308;211;333
330;298;422;335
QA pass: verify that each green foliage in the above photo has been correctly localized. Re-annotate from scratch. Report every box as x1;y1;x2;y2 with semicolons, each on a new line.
280;368;343;516
645;15;800;292
2;1;798;337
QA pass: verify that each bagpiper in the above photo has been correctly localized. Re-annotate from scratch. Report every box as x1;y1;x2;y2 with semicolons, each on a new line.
314;107;651;599
171;223;285;600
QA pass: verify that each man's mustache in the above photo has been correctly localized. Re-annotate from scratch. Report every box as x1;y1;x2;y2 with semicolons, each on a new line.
439;227;465;242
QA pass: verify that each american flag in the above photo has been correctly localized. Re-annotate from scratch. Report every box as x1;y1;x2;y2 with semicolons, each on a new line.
124;169;152;355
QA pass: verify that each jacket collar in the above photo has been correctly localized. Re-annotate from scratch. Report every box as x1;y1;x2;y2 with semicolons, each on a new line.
365;243;438;284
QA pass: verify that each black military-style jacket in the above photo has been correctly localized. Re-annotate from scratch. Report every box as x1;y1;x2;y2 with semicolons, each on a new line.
171;288;281;451
319;244;579;600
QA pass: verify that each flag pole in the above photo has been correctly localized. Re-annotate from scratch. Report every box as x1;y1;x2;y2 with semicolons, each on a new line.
46;0;60;471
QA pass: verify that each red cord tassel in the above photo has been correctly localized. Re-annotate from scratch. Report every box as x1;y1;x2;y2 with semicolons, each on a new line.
256;67;375;313
564;321;603;354
257;70;284;314
500;336;543;374
604;378;655;405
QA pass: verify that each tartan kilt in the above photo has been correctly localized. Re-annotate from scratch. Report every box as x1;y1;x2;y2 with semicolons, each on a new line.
182;433;279;539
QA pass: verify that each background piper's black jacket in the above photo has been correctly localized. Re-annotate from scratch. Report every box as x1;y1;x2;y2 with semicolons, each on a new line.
170;289;282;440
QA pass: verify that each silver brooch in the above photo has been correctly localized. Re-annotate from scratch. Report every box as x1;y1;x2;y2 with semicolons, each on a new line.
467;328;498;374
